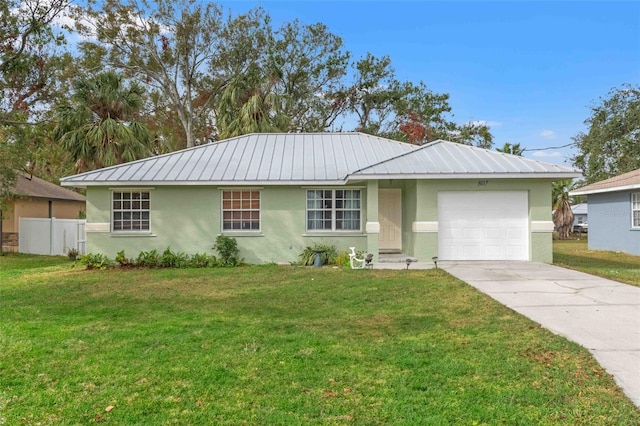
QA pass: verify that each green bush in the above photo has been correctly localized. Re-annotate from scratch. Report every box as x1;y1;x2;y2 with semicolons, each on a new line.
159;247;189;268
136;249;160;267
67;248;79;261
82;248;226;270
298;243;339;266
189;252;218;268
80;253;112;270
213;236;241;267
115;250;134;267
334;250;354;268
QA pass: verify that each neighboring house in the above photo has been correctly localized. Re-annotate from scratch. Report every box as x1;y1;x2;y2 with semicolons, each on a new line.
60;133;579;263
571;169;640;256
572;202;588;229
1;173;86;252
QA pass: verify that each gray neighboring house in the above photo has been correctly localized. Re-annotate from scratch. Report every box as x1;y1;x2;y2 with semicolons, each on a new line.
571;169;640;256
572;203;588;226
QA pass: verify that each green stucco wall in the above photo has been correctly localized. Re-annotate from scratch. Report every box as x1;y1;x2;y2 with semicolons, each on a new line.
86;185;368;264
85;178;554;264
406;179;554;263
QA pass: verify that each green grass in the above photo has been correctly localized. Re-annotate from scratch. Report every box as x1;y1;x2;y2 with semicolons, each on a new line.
1;255;639;424
554;239;640;287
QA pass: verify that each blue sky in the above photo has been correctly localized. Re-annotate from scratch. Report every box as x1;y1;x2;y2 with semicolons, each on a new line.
219;1;639;166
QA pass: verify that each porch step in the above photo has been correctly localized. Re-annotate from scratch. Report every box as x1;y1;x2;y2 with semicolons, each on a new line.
378;253;418;263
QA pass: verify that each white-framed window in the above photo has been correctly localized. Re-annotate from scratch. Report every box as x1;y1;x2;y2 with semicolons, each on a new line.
632;193;640;228
112;191;150;231
577;216;585;224
306;189;361;231
222;190;260;231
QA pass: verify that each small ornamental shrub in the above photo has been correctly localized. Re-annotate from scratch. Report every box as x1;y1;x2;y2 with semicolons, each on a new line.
67;248;79;261
298;243;339;266
160;247;189;268
80;253;112;269
189;252;218;268
115;250;134;267
213;236;241;267
334;250;354;268
136;249;160;267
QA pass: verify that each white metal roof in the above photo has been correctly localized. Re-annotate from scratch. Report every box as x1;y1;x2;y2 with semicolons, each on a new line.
351;140;579;179
60;133;579;187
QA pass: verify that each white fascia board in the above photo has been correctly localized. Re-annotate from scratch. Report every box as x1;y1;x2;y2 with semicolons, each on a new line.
570;183;640;196
348;172;581;180
60;179;350;187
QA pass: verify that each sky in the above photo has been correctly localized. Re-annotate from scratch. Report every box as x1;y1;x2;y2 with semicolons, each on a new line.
217;1;640;166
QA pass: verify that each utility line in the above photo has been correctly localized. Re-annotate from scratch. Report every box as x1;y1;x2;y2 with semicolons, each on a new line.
525;142;577;152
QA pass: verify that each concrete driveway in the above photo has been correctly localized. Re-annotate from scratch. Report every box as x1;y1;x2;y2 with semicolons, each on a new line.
441;261;640;407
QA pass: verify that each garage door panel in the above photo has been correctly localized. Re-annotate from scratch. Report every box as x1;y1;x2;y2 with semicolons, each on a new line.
438;191;529;261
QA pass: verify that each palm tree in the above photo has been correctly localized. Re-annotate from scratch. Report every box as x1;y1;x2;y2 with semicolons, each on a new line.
552;180;574;239
54;72;151;172
215;70;290;140
496;142;525;156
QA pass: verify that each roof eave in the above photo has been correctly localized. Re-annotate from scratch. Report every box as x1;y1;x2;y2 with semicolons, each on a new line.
570;183;640;196
349;172;581;180
60;179;351;188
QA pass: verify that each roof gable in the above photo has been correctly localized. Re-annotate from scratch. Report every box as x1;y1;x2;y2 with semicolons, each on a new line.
571;169;640;195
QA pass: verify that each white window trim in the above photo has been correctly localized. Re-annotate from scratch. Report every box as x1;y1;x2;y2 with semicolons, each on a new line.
632;193;640;229
305;189;362;232
221;190;261;232
111;190;151;233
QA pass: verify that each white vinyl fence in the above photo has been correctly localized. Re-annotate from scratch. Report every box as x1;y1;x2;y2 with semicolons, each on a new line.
19;218;86;256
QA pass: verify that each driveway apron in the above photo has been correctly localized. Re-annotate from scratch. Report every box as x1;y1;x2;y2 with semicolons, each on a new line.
441;261;640;407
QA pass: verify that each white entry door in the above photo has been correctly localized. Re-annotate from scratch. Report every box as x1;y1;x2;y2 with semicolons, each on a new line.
379;188;402;251
438;191;529;260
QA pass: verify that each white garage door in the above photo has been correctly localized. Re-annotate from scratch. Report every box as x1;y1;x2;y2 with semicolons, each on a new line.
438;191;529;261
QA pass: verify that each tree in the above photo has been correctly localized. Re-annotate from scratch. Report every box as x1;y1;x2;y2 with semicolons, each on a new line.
392;81;453;145
341;53;493;147
496;142;525;156
572;84;640;184
449;121;493;149
215;72;290;139
1;0;71;123
341;53;401;135
78;0;239;148
54;71;151;172
552;180;574;239
1;0;73;201
268;20;350;132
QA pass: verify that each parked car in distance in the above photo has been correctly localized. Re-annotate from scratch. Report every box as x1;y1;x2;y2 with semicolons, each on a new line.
573;222;588;233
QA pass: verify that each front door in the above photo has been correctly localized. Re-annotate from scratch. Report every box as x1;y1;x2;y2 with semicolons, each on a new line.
379;188;402;251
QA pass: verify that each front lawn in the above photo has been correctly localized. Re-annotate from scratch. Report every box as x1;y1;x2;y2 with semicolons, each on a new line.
553;239;640;287
1;255;638;424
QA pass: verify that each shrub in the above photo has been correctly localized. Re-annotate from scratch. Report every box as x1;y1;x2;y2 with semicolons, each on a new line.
189;252;218;268
334;250;353;268
159;247;189;268
298;243;339;266
136;249;160;267
67;248;79;261
80;253;112;269
115;250;134;267
213;236;241;267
